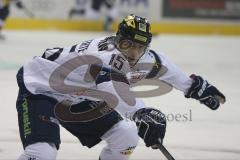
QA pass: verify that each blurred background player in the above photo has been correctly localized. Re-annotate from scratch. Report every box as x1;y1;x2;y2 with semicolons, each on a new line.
69;0;118;31
68;0;87;18
0;0;23;40
90;0;118;31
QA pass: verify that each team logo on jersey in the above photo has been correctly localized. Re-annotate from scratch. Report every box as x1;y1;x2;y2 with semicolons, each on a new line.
127;71;147;84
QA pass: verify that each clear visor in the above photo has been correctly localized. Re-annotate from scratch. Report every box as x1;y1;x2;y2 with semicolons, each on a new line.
118;39;148;66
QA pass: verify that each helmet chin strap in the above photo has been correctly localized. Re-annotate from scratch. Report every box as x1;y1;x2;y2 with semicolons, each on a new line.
130;48;149;67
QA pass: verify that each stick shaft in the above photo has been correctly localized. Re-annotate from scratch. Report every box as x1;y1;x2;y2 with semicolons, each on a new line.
157;143;175;160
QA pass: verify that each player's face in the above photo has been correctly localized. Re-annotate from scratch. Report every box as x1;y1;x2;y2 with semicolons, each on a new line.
118;40;147;66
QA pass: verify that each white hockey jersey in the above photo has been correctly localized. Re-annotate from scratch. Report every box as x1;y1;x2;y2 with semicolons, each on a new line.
22;36;193;118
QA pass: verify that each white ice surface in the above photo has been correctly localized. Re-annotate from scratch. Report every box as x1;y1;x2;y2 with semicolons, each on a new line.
0;30;240;160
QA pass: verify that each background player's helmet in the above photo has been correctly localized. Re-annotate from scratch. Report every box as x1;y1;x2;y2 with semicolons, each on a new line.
116;14;152;46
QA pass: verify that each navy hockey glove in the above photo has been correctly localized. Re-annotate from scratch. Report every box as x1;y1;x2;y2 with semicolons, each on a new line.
185;74;226;110
133;108;166;149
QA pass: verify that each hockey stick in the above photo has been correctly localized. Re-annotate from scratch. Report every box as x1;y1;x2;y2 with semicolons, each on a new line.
157;139;175;160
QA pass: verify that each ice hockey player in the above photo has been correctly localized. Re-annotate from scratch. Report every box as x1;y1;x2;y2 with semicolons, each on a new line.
16;14;226;160
0;0;23;39
69;0;118;31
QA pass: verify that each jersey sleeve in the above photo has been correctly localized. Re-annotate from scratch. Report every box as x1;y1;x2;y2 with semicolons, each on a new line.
156;51;193;94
